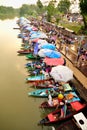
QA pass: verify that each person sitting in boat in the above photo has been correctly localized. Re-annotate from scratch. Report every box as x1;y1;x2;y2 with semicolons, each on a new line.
60;99;68;118
48;94;53;106
41;69;50;79
45;65;52;73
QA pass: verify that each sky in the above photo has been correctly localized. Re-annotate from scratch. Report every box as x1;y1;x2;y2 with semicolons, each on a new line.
0;0;49;8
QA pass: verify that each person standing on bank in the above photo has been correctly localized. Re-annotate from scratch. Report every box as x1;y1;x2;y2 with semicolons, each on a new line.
65;45;69;56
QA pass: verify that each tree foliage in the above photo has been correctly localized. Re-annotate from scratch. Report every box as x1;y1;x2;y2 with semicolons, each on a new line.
37;0;43;9
47;0;56;22
0;6;18;19
57;0;71;14
79;0;87;29
19;4;37;17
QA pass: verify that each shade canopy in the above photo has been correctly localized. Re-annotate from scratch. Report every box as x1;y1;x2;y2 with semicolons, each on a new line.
44;50;61;58
50;65;73;82
41;43;56;50
38;49;52;57
44;57;64;66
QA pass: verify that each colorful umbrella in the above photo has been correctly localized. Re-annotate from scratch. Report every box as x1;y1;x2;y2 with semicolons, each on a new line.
38;49;52;57
41;43;56;50
50;65;73;82
43;57;64;66
44;50;61;58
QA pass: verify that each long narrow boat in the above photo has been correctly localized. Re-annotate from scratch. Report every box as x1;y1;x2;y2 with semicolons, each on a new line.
36;82;74;90
56;119;81;130
38;101;87;125
26;74;52;83
17;49;32;54
26;53;41;59
39;91;81;108
28;88;59;98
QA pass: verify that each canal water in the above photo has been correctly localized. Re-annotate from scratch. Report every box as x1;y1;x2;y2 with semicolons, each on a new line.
0;18;52;130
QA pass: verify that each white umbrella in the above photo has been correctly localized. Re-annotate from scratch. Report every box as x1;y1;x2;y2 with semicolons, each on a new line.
38;49;52;57
50;65;73;82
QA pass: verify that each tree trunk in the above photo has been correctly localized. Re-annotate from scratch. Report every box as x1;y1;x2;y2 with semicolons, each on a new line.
82;14;87;29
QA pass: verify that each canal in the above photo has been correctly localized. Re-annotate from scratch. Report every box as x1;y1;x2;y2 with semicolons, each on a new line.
0;18;86;130
0;18;52;130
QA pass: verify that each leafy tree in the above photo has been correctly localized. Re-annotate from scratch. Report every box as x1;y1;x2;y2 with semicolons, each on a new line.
79;0;87;29
0;6;17;19
57;0;71;14
19;4;38;17
47;0;56;22
37;0;43;9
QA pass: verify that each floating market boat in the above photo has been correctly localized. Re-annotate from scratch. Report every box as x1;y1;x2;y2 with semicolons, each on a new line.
39;91;81;109
56;119;81;130
28;88;59;98
26;74;52;83
26;53;41;59
17;49;32;54
38;101;87;125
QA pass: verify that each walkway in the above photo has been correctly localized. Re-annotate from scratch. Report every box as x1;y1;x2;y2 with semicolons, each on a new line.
56;44;87;101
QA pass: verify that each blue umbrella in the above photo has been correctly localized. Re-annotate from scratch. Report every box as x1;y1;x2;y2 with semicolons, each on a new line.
44;50;61;58
41;43;56;50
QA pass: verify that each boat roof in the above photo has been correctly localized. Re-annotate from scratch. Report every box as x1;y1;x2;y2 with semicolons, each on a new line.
70;101;85;111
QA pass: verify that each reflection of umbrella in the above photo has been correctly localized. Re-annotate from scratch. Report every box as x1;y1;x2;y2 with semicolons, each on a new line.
44;57;64;66
41;43;56;50
44;50;61;58
50;65;73;82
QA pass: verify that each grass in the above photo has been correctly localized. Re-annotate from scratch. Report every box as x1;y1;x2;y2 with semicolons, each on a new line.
58;21;82;34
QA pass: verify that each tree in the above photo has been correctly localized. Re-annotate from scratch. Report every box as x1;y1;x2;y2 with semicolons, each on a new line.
37;0;43;9
79;0;87;29
19;4;37;17
57;0;71;14
47;0;56;22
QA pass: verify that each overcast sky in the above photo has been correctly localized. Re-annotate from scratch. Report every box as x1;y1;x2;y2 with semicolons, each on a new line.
0;0;49;8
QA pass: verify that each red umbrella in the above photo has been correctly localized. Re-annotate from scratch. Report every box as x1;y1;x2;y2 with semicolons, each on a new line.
44;57;64;66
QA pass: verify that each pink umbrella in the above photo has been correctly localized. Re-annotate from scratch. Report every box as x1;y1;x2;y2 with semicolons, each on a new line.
31;38;39;43
44;57;64;66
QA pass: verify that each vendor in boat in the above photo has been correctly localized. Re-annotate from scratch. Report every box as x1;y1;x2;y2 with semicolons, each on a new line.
48;94;53;106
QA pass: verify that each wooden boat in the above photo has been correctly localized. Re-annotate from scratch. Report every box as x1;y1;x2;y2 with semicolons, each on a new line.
28;88;59;98
26;74;52;83
25;61;39;68
25;60;44;68
26;53;41;59
17;49;32;54
29;79;55;88
39;91;81;109
38;101;86;125
29;69;42;76
56;119;81;130
37;82;74;91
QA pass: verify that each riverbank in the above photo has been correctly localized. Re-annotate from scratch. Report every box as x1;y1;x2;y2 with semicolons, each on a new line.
56;44;87;101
